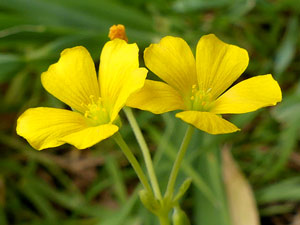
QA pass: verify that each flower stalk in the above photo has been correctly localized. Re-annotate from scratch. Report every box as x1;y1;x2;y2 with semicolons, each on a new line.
113;132;152;194
165;125;195;199
158;214;171;225
123;107;195;225
123;107;162;200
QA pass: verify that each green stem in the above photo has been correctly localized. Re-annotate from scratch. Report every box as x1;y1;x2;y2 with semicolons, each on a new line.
165;125;195;198
158;214;171;225
123;107;162;200
113;132;152;194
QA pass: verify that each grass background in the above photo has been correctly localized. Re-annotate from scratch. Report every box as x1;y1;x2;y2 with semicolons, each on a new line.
0;0;300;224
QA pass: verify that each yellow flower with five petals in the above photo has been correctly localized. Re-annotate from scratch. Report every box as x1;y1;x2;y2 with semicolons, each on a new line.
127;34;282;134
17;39;147;150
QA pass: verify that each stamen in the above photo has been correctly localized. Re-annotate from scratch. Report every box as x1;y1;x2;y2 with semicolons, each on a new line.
89;95;95;104
97;97;102;105
191;84;197;94
188;86;214;111
81;97;110;125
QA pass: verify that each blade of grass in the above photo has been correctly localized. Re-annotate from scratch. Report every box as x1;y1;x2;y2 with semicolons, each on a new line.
105;156;127;204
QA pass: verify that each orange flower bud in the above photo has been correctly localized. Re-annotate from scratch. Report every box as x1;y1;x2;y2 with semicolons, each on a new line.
108;24;128;42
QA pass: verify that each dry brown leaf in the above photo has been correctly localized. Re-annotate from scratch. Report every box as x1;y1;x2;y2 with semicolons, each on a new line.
222;147;260;225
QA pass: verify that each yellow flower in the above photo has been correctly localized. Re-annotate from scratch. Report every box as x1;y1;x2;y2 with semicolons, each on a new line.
127;34;282;134
17;39;147;150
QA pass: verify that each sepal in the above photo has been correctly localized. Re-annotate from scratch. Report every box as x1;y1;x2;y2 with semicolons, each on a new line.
173;177;192;202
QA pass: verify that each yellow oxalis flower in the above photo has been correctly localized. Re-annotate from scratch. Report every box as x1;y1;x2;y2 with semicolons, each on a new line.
17;39;148;150
127;34;282;134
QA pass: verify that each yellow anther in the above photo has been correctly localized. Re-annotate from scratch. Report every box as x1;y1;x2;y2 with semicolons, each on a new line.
82;96;110;125
188;87;214;112
191;85;198;94
89;95;96;104
108;24;128;42
97;97;102;104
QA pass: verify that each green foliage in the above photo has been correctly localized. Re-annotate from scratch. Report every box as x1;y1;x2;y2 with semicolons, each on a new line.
1;0;300;224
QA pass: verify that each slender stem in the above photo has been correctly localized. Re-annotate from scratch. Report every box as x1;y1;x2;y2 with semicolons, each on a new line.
158;214;171;225
123;107;163;200
165;125;195;198
113;132;152;194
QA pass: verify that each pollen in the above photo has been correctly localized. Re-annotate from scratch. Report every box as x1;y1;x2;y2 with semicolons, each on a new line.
108;24;128;42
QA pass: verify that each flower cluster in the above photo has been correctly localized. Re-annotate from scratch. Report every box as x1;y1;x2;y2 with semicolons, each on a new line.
17;28;282;150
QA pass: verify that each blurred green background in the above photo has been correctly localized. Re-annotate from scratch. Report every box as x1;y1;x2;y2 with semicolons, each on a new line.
1;0;300;224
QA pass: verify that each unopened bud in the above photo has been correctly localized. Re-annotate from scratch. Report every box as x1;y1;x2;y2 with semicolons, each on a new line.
139;189;160;214
108;24;128;42
172;207;190;225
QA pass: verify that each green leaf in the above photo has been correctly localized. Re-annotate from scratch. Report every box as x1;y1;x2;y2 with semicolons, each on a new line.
256;177;300;204
173;0;229;12
272;89;300;123
105;156;127;204
274;16;299;78
193;145;231;225
0;53;24;83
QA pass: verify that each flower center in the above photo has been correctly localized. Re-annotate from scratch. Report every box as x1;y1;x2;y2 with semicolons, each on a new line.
82;95;110;125
189;85;215;111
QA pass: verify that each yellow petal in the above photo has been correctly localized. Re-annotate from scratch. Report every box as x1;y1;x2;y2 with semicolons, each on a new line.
16;107;118;150
99;39;144;121
41;46;100;113
16;107;89;150
127;80;186;114
211;75;282;114
196;34;249;99
61;124;119;150
144;36;197;95
111;67;148;121
176;111;240;134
